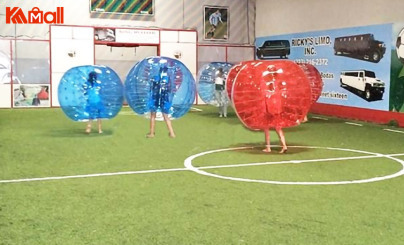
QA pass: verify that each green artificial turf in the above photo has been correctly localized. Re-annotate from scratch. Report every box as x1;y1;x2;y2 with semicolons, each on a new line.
1;106;404;244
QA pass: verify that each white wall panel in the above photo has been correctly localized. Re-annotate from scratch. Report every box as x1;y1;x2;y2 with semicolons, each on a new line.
0;40;12;108
160;31;178;43
73;27;95;40
179;31;197;43
160;43;196;75
160;41;197;104
50;26;73;39
0;0;255;44
256;0;404;36
227;46;255;63
0;84;11;108
51;26;94;107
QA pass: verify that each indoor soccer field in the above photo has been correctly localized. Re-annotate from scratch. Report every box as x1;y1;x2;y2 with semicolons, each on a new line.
1;106;404;244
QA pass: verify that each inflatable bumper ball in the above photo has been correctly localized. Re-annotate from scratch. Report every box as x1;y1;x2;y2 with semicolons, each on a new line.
226;61;250;101
58;65;124;121
125;56;196;120
297;63;323;105
197;62;234;106
231;60;312;130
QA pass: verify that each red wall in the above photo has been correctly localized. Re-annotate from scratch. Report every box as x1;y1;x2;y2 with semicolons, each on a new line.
310;103;404;127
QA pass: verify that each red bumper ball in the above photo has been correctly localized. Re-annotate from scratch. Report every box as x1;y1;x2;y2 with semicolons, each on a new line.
232;60;312;130
226;62;244;101
298;63;323;104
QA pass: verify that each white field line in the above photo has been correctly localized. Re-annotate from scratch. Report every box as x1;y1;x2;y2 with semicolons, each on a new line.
383;129;404;134
0;168;187;184
2;153;404;184
200;154;387;169
184;147;404;185
190;107;203;112
311;116;328;120
118;111;135;115
345;122;363;126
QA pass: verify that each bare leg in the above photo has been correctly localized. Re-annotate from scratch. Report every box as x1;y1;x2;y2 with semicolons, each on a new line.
163;113;176;138
222;92;228;117
97;119;103;134
275;127;287;153
146;112;156;138
302;115;308;123
262;128;271;153
215;90;223;117
86;120;92;134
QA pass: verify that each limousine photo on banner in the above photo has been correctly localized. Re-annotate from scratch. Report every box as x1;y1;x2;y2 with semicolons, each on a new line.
340;70;385;101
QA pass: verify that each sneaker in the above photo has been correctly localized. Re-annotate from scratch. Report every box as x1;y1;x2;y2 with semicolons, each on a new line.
219;114;223;118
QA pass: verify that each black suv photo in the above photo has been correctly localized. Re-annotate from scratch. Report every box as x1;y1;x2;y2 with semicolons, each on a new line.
256;40;290;59
334;33;386;63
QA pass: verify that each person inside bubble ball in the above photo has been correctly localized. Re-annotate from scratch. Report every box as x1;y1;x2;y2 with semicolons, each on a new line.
262;128;287;154
146;66;176;138
214;68;228;117
83;71;104;134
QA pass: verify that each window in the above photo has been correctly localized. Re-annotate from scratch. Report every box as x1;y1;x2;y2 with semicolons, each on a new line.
364;70;376;78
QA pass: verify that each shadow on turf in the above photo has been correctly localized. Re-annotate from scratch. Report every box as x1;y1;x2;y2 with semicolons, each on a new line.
47;129;114;138
230;142;312;155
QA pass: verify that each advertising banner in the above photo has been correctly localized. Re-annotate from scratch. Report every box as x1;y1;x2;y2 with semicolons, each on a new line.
256;24;393;111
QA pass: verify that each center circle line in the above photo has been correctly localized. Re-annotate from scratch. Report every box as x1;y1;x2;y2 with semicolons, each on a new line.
184;146;404;185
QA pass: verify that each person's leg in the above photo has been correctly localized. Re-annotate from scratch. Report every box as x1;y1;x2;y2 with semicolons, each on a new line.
146;112;156;138
219;105;224;117
221;91;228;117
207;25;215;37
86;120;92;134
97;119;103;134
262;129;271;153
215;90;223;117
163;113;176;138
275;127;287;153
211;25;216;38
